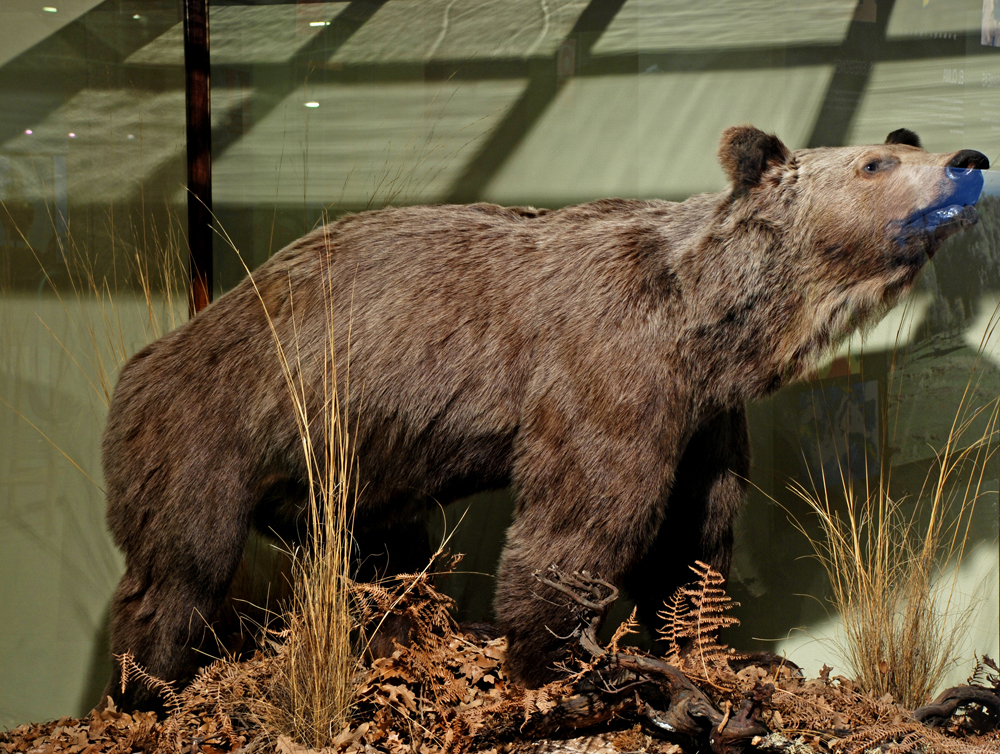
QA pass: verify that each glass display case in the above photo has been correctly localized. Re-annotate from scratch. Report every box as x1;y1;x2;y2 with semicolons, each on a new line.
1;0;997;725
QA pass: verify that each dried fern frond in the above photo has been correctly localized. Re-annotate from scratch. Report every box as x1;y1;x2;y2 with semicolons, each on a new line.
115;651;182;712
681;561;741;668
657;589;689;664
836;720;1000;754
608;607;640;655
657;561;742;686
969;654;1000;692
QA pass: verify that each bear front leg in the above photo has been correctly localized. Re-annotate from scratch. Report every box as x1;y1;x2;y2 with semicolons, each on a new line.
496;406;678;687
624;406;750;635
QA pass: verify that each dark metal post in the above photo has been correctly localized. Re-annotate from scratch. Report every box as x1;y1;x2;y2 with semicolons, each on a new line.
183;0;213;315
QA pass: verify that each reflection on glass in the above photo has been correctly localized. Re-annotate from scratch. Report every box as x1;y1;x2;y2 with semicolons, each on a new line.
886;0;982;39
127;3;349;66
593;0;857;53
483;66;834;204
0;0;186;727
213;80;526;208
850;56;1000;150
332;0;590;63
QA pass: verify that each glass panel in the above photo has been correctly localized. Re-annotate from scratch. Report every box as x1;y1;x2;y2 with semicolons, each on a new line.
128;3;349;65
333;0;591;62
2;0;998;727
213;80;527;208
483;67;835;204
886;0;983;38
209;0;999;695
0;0;186;726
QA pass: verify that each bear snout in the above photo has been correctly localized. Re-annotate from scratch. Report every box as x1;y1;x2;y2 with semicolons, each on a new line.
909;150;988;235
946;149;989;173
940;151;986;215
893;152;987;254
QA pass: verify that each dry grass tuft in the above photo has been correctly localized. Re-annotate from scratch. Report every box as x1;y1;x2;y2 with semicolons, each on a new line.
224;221;359;748
790;342;1000;708
261;440;358;749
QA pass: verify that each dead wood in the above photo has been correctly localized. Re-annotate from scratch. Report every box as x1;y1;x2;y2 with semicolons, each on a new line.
532;566;1000;754
913;685;1000;727
533;567;769;753
535;566;619;661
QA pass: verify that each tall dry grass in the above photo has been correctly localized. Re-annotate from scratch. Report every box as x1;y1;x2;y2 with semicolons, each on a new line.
224;221;359;747
2;201;187;409
791;318;1000;708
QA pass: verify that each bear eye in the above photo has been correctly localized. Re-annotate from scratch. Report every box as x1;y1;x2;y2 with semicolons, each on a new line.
863;159;881;173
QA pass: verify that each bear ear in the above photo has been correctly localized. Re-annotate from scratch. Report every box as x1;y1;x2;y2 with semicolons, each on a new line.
885;128;922;148
718;125;791;194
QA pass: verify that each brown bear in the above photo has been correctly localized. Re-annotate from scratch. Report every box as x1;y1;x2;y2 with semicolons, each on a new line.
101;126;988;710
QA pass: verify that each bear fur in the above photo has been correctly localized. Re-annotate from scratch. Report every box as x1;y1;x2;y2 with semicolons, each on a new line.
101;126;988;710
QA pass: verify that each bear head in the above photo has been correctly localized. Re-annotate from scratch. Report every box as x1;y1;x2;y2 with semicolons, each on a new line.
716;124;989;381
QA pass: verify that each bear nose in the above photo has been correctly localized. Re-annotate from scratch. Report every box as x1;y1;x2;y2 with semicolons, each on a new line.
946;149;990;179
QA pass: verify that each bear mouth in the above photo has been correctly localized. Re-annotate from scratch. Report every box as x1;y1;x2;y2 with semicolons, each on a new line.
896;165;985;256
899;193;982;257
915;203;979;254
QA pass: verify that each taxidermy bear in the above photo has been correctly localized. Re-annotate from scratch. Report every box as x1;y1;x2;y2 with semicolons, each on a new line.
100;125;988;710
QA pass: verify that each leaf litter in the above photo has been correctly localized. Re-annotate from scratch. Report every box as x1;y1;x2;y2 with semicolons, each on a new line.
5;568;1000;754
